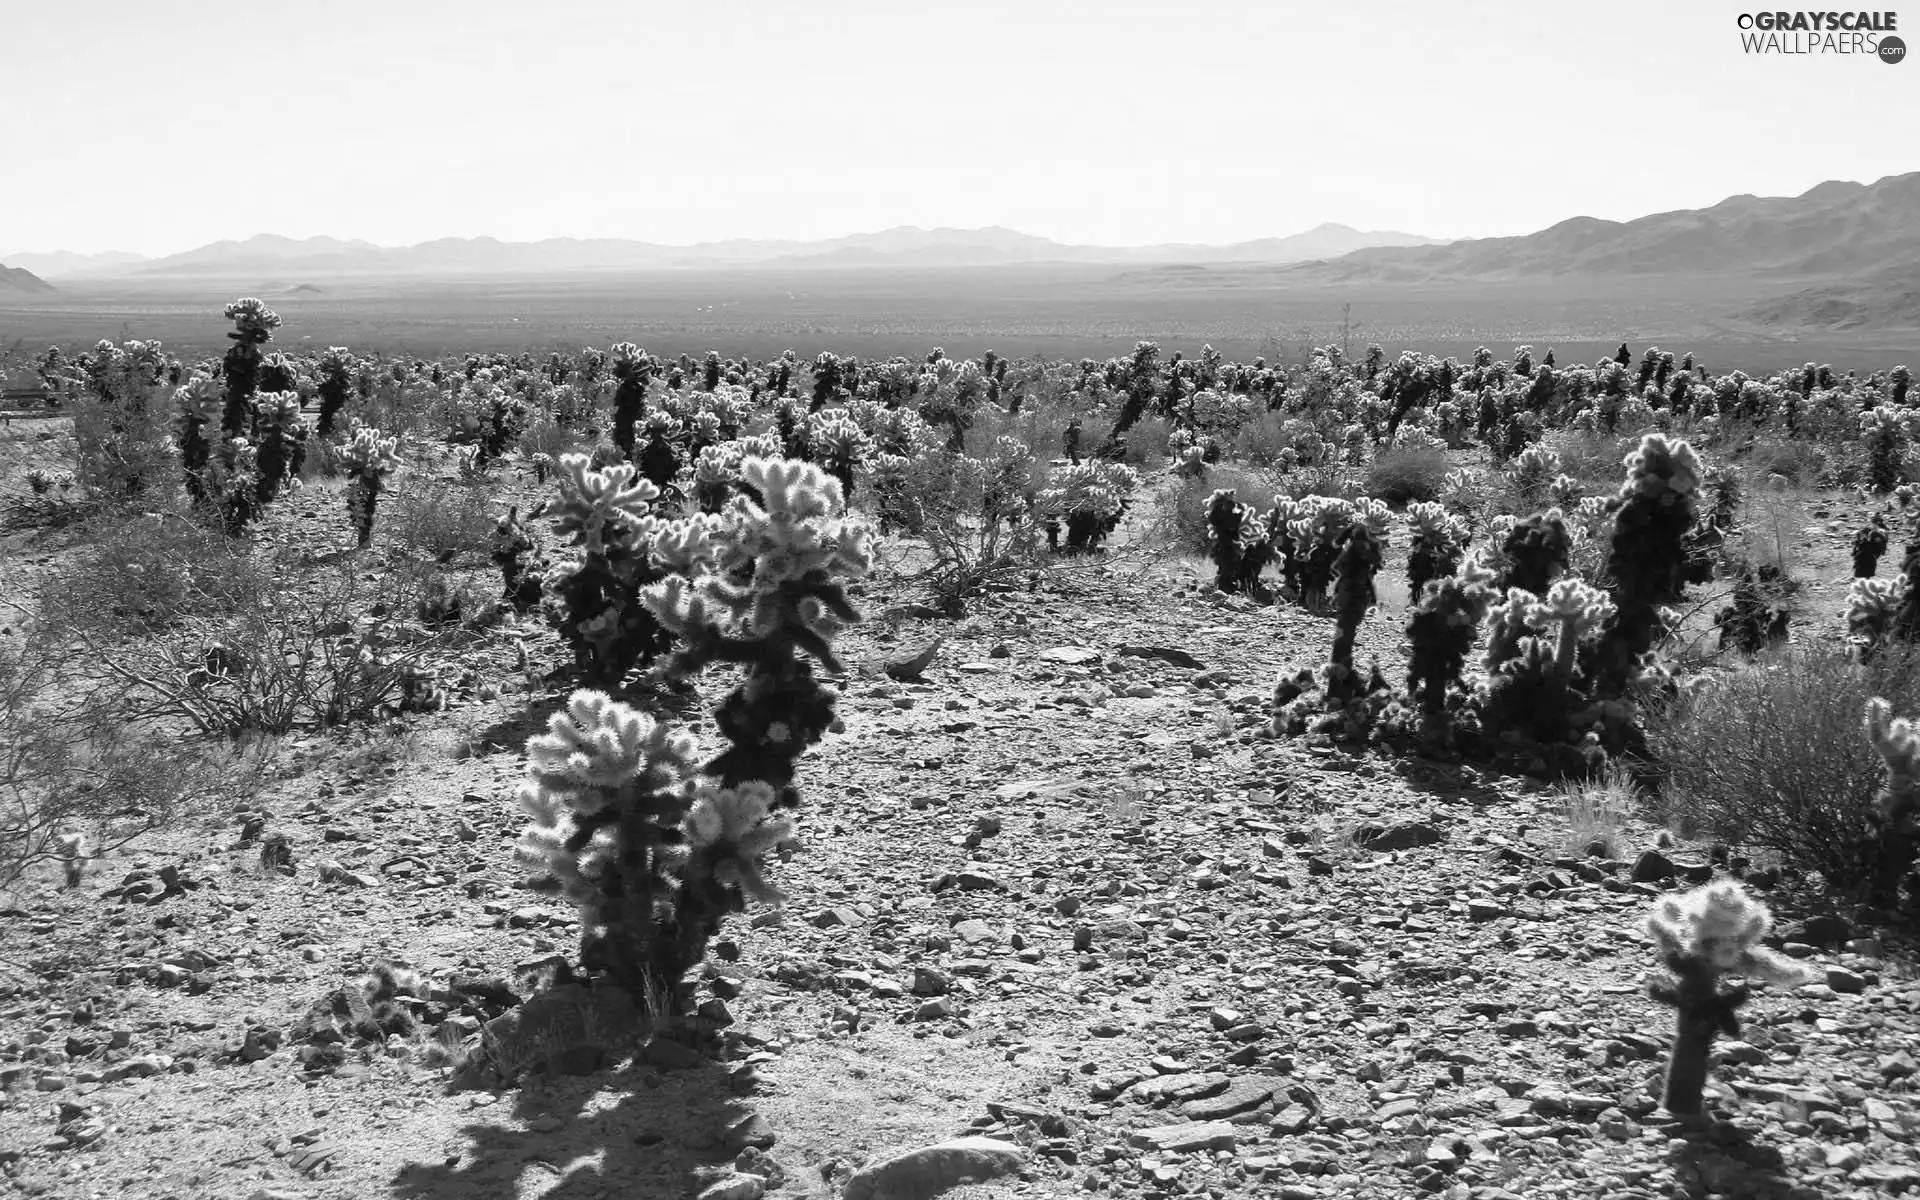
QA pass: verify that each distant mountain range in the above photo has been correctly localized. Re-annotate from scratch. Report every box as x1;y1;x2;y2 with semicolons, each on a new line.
0;264;55;294
0;249;147;278
6;176;1917;330
1269;172;1920;285
1;223;1445;278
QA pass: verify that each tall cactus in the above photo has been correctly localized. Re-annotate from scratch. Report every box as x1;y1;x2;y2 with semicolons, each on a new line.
1594;434;1699;701
517;456;869;1009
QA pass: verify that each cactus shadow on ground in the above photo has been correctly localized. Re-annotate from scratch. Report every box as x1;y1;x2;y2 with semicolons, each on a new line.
1656;1118;1829;1200
389;1055;749;1200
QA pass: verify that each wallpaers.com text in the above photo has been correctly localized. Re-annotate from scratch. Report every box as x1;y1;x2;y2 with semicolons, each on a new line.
1737;11;1905;57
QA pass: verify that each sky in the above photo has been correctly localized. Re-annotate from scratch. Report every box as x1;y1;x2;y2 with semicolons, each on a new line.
3;0;1916;256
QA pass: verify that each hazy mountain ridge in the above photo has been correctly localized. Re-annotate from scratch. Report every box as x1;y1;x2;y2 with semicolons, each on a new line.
6;223;1447;278
0;249;145;278
1275;172;1920;284
0;265;56;294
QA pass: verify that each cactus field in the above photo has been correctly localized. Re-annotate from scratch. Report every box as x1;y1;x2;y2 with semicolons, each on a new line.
3;317;1920;1200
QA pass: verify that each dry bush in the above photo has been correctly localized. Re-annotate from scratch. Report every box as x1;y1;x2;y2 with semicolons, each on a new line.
1150;464;1276;558
1740;436;1824;487
1540;428;1636;492
518;416;588;466
45;551;462;738
1113;415;1174;465
388;481;496;565
966;402;1072;494
876;444;1046;615
1646;641;1920;886
50;509;272;635
1227;411;1294;467
1365;444;1449;506
0;623;267;890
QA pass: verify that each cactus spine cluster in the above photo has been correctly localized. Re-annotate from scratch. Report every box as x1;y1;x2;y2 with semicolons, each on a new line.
541;453;677;690
1645;881;1809;1114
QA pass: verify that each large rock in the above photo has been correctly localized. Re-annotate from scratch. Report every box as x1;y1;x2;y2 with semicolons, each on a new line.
841;1136;1024;1200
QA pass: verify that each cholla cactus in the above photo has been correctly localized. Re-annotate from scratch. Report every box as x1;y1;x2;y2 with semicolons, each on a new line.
1285;497;1389;610
1862;404;1909;494
1404;554;1498;725
1206;489;1256;594
1405;501;1469;599
1323;512;1386;706
1272;501;1393;738
340;424;402;549
1863;697;1920;903
1494;509;1571;595
491;505;545;612
1034;460;1137;555
634;410;683;496
1482;578;1615;751
609;342;655;458
1594;434;1700;701
1645;881;1810;1114
175;373;223;506
808;412;873;500
543;453;676;688
1849;573;1909;657
1507;444;1563;505
315;346;355;436
253;391;305;506
515;690;707;999
642;458;869;783
1854;516;1890;578
220;298;281;437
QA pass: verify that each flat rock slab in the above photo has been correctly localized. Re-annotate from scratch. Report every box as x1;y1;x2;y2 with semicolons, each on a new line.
1037;646;1101;664
842;1136;1025;1200
1181;1077;1280;1120
1128;1071;1230;1104
1127;1120;1240;1153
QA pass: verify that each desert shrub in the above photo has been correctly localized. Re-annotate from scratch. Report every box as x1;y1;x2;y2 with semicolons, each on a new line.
1111;415;1173;466
1365;444;1449;506
1540;428;1636;494
389;482;496;565
518;416;587;470
876;439;1043;615
1646;641;1920;886
45;509;271;635
1228;410;1295;467
1740;436;1823;487
1152;465;1274;558
48;553;458;737
0;624;267;890
965;401;1071;496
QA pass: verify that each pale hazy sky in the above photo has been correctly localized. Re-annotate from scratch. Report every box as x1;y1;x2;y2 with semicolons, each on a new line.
4;0;1915;255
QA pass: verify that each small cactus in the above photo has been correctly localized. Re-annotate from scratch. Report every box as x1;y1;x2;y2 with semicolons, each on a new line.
339;424;402;549
1645;881;1810;1115
1863;697;1920;903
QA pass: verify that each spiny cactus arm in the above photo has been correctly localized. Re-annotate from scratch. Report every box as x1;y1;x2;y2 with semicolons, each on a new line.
1866;696;1920;838
522;689;701;805
680;779;794;906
